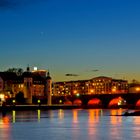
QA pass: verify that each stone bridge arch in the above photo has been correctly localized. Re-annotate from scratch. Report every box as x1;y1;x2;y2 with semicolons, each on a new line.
53;93;140;108
64;100;72;105
108;96;127;108
87;98;102;108
73;99;82;106
135;99;140;108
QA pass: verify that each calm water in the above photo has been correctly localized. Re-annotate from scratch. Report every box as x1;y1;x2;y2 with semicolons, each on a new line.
0;109;140;140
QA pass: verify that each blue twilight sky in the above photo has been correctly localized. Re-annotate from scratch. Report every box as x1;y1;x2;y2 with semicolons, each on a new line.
0;0;140;82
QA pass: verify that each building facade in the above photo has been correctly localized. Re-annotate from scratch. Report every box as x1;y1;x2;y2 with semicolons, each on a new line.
0;67;52;104
53;76;128;96
87;76;128;94
129;82;140;93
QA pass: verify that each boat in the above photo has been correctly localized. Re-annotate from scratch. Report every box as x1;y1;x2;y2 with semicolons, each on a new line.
123;110;140;116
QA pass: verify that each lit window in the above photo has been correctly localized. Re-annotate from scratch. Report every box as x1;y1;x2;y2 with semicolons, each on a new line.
90;89;94;93
136;87;140;91
74;90;77;94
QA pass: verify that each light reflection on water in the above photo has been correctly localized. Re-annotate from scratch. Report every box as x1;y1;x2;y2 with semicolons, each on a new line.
0;109;140;140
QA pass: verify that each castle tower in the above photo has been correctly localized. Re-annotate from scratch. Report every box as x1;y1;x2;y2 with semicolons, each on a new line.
23;66;33;104
46;71;52;105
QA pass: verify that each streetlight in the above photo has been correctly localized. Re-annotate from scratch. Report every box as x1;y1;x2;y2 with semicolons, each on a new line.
37;99;41;106
59;99;62;104
76;93;80;97
12;99;16;106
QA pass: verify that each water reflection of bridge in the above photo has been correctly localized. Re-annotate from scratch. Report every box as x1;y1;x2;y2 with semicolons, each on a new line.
53;93;140;108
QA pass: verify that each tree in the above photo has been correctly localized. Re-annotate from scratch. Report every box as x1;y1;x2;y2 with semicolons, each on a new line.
17;68;23;76
6;68;23;76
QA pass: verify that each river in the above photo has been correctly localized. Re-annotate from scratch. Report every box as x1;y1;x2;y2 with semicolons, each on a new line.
0;109;140;140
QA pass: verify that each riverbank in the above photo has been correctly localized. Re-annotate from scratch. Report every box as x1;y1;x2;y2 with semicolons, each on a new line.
0;104;83;111
0;104;137;111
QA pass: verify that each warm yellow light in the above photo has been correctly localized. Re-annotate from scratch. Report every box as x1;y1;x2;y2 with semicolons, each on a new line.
12;100;16;103
59;100;62;104
136;87;140;91
12;110;16;123
58;109;64;120
112;86;117;92
90;89;94;93
37;109;41;122
76;93;80;97
74;90;77;94
37;99;41;103
4;95;8;99
0;94;5;101
112;88;116;92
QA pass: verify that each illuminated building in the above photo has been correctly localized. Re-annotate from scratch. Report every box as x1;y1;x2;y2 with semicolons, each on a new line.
129;82;140;93
0;72;16;98
0;67;52;103
88;76;128;94
0;69;129;103
32;67;47;78
53;80;89;96
54;76;128;96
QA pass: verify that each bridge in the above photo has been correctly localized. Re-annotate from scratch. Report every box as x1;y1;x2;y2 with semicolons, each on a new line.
52;93;140;109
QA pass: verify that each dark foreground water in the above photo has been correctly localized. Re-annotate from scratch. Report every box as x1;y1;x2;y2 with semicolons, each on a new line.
0;109;140;140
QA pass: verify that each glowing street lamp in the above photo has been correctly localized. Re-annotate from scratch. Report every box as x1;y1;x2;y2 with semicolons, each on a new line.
76;93;80;97
38;99;41;106
12;99;16;107
12;99;16;103
37;99;41;104
59;100;62;104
